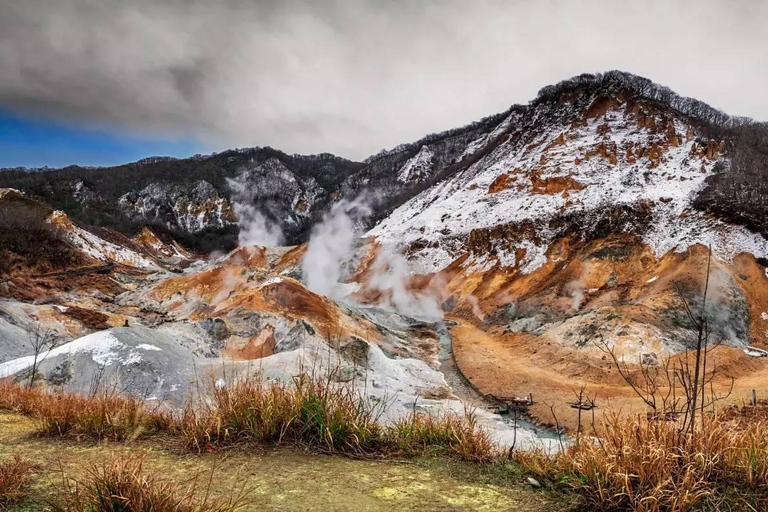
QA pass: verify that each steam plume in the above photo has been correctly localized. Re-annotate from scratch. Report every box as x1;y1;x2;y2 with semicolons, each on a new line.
302;197;371;298
367;246;443;321
226;175;284;247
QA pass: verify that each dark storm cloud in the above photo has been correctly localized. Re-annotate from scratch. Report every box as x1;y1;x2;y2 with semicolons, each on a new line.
1;0;766;159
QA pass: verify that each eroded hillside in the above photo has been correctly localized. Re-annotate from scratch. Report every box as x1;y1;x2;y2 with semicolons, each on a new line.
3;71;768;437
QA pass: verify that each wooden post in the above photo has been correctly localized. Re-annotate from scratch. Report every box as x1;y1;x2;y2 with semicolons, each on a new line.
752;389;757;407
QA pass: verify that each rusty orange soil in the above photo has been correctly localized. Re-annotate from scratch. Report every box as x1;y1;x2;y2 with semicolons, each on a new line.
451;319;768;431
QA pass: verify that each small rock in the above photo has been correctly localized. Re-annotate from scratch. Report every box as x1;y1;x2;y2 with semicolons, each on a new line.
333;366;357;383
527;477;541;488
200;318;230;342
46;359;73;386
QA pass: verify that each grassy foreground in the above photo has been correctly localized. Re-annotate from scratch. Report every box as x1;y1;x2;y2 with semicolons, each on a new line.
0;412;565;511
2;377;766;511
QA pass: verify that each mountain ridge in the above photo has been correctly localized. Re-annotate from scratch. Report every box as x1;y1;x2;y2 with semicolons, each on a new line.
1;70;766;253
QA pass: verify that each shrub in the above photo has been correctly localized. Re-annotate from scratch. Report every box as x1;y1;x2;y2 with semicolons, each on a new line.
180;374;496;461
0;195;82;275
180;373;385;454
516;413;768;511
0;380;173;441
52;454;247;512
0;455;37;508
388;408;495;462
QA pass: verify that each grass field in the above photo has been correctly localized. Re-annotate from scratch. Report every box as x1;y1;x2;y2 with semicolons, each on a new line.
0;412;569;511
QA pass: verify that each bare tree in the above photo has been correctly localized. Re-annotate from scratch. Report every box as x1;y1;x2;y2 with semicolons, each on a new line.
596;245;733;434
27;327;58;388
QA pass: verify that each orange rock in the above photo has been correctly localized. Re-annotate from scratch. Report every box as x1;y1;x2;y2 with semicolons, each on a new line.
488;173;514;194
647;144;664;168
226;325;276;360
550;133;566;147
706;140;720;160
585;96;621;119
530;170;585;195
585;142;618;165
666;121;680;147
626;146;637;164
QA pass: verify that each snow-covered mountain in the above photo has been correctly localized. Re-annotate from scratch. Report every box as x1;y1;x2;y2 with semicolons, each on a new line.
368;72;768;275
3;71;768;434
2;72;766;262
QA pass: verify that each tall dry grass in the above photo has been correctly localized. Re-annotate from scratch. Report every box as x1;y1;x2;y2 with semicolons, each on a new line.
0;376;493;461
388;408;495;462
0;455;37;508
0;380;173;441
516;412;768;511
180;374;494;460
52;454;247;512
180;373;385;454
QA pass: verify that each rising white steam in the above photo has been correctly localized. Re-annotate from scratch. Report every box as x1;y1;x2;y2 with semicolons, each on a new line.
564;262;593;311
212;267;240;305
302;197;371;298
234;203;284;247
302;196;445;320
227;176;284;247
367;247;444;321
466;294;485;321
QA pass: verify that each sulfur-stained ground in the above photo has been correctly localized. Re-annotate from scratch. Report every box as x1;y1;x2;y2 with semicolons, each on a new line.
0;413;573;512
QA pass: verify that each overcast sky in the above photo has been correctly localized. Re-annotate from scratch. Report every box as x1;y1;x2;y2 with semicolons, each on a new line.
1;0;766;164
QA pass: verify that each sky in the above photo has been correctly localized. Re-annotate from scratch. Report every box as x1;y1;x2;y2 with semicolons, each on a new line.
1;0;766;168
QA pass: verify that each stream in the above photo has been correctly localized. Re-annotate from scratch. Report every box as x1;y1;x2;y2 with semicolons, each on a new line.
436;322;562;441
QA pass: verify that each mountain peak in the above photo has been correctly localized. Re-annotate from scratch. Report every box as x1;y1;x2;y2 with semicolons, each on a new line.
535;70;747;128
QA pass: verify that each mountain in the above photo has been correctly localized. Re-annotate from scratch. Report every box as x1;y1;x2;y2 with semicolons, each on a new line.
0;112;508;253
2;72;767;257
2;71;768;436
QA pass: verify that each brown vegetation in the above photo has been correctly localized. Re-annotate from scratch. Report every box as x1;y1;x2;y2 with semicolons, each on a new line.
61;305;111;330
0;376;493;462
52;454;247;512
0;381;173;441
0;455;37;508
517;414;768;511
0;192;86;276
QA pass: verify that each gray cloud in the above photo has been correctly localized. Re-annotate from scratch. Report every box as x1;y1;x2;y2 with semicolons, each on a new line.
1;0;766;160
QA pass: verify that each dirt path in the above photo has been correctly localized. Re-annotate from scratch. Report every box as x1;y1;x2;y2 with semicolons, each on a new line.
0;413;569;512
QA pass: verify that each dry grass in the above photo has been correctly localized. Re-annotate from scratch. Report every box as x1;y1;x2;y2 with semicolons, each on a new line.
10;376;768;509
179;374;494;461
0;377;494;461
388;408;495;462
51;454;247;512
0;380;173;441
0;455;37;508
516;413;768;511
180;373;385;454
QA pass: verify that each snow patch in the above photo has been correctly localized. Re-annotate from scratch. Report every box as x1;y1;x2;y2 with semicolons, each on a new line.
137;344;162;351
397;145;435;183
0;330;124;378
47;211;159;270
